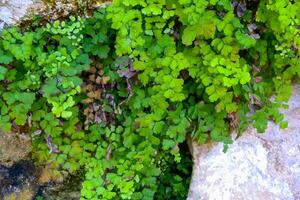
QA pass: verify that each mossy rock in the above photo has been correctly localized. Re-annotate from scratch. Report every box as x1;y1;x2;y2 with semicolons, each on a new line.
0;132;31;167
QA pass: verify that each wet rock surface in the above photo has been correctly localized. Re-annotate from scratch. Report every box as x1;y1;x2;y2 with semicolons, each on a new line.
0;131;81;199
0;160;81;200
0;161;37;200
188;85;300;200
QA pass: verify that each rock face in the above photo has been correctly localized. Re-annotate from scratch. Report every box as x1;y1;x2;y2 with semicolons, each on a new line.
0;0;39;30
0;0;109;31
188;85;300;200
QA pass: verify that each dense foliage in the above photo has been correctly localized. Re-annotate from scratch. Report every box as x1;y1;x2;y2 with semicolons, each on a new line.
0;0;299;199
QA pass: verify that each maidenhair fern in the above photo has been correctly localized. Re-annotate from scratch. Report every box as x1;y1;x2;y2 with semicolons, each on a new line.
0;0;299;199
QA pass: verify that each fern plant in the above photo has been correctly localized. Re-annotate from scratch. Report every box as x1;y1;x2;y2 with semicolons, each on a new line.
0;0;299;199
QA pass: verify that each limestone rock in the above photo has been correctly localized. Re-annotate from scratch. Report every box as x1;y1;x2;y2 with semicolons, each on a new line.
0;0;40;30
0;0;110;31
188;85;300;200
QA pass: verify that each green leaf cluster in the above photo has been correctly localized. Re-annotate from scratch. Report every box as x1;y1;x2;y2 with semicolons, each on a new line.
0;0;299;199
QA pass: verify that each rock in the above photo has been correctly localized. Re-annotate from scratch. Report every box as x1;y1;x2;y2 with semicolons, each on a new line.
0;160;37;200
0;133;31;167
0;0;111;31
0;0;40;30
38;174;82;200
0;160;80;200
188;85;300;200
3;186;35;200
37;165;66;185
0;159;81;200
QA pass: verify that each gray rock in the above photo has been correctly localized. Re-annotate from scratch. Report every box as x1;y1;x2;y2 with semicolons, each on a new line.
0;0;110;31
188;85;300;200
0;0;39;30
